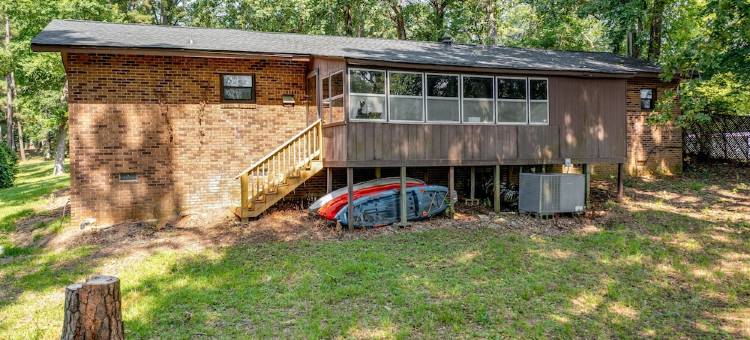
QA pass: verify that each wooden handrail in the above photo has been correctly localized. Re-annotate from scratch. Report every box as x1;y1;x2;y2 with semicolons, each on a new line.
236;119;323;219
235;119;322;179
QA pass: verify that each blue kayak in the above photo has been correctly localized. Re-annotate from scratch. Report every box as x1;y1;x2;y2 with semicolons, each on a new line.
335;185;449;227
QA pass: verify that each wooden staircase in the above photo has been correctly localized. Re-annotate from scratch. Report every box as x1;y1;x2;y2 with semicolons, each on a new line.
235;119;323;220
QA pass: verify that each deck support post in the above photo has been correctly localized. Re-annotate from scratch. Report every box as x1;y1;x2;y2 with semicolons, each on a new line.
326;167;332;193
346;167;354;228
582;163;590;207
375;167;381;179
494;165;501;213
448;166;455;218
239;174;250;221
399;166;408;226
616;163;624;201
470;167;476;200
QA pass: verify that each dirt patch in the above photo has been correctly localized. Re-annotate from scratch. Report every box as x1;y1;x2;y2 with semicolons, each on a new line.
20;164;750;259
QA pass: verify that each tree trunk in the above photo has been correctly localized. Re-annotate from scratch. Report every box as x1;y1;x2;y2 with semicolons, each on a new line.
430;0;447;41
43;134;52;159
16;120;25;161
387;0;407;40
4;15;15;150
647;0;665;61
61;275;124;340
343;1;354;36
53;122;67;176
485;0;497;45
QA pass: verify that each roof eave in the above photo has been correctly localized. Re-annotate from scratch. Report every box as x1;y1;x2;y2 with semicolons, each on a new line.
345;58;639;78
31;43;312;61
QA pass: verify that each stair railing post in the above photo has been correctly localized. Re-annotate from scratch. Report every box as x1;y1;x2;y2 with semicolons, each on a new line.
318;121;324;161
240;173;250;220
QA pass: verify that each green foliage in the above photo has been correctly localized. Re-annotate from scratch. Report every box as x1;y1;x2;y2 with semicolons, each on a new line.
0;0;746;135
680;73;750;116
0;142;18;188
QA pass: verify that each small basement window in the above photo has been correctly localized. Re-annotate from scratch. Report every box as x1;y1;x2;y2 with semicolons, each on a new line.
640;88;655;110
118;173;138;182
221;74;255;102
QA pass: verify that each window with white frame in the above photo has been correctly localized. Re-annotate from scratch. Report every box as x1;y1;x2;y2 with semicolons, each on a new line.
329;71;345;122
497;77;528;124
462;76;494;123
388;71;424;121
529;78;549;124
349;69;386;120
426;74;460;122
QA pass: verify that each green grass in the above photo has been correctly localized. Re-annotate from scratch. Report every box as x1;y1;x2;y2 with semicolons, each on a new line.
1;161;749;338
0;159;69;255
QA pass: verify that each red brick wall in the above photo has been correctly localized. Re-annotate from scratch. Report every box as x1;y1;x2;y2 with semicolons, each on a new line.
624;77;682;175
592;77;682;177
66;53;308;225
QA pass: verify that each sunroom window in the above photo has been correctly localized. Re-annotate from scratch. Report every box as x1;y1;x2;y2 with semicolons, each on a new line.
497;77;527;124
462;76;494;123
426;74;459;122
329;71;345;122
349;69;386;120
388;71;424;122
529;78;549;124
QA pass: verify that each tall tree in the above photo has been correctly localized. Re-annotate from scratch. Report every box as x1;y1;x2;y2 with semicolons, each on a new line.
484;0;497;45
4;14;14;150
385;0;407;39
429;0;449;41
647;0;666;61
147;0;186;25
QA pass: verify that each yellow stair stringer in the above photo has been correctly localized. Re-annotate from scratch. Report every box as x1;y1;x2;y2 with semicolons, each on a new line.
235;160;323;219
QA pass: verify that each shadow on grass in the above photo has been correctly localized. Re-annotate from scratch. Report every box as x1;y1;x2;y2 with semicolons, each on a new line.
121;208;749;338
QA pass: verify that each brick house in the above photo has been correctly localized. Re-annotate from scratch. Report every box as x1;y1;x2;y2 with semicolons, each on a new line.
32;20;681;226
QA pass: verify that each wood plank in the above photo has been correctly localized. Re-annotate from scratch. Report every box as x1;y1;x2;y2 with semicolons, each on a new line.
355;123;366;161
373;123;383;160
423;125;433;160
364;123;375;161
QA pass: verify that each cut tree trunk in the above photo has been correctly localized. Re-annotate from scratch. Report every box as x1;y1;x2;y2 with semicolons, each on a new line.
61;275;124;340
53;122;67;176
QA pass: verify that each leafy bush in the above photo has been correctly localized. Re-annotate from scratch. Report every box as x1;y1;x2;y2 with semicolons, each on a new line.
0;142;18;188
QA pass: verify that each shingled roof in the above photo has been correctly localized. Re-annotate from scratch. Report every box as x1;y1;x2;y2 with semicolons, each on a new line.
32;19;661;75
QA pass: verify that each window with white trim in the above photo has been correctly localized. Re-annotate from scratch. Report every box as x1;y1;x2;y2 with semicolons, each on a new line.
496;77;528;124
462;76;494;123
426;74;460;122
330;71;345;122
388;71;424;122
349;69;386;120
529;78;549;124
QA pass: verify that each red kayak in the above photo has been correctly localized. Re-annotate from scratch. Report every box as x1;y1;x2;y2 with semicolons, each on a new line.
319;182;425;220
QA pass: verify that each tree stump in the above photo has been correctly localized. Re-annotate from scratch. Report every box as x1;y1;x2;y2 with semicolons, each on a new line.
61;275;124;340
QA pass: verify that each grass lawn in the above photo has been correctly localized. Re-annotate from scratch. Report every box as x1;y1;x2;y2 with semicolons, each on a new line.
0;159;69;256
1;159;749;338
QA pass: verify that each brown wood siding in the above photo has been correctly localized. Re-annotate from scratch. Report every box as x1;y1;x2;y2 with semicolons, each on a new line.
325;75;627;167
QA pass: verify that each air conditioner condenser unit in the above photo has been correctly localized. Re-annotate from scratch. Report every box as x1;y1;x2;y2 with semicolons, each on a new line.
518;173;586;215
